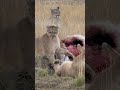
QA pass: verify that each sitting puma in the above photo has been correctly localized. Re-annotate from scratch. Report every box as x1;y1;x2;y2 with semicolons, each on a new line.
35;26;60;75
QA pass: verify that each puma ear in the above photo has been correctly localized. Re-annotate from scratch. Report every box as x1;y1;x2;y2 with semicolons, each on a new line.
54;59;60;64
57;7;59;9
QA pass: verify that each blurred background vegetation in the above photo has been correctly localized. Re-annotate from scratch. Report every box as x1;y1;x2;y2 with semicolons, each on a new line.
35;0;85;39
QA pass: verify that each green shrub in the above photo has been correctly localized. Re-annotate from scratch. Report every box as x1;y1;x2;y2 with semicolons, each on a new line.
38;69;48;77
73;76;85;87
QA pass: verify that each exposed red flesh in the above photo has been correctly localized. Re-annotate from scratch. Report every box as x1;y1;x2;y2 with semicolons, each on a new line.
67;45;80;57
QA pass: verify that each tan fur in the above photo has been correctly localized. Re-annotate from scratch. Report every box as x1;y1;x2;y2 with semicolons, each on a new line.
35;26;60;67
88;43;120;90
54;60;85;78
54;47;85;78
55;47;74;63
77;44;85;61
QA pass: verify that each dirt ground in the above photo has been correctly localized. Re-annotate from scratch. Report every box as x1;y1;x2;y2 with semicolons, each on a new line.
35;67;85;90
35;56;85;90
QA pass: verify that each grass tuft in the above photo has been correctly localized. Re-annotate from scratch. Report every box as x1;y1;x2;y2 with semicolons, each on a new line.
73;76;85;87
38;68;48;77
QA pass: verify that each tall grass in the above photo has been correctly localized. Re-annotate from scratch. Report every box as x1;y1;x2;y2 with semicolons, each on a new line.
35;1;85;89
35;1;85;39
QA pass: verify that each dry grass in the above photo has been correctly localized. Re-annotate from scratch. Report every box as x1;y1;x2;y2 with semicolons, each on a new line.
35;0;85;39
35;67;85;90
35;0;85;90
35;55;85;90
